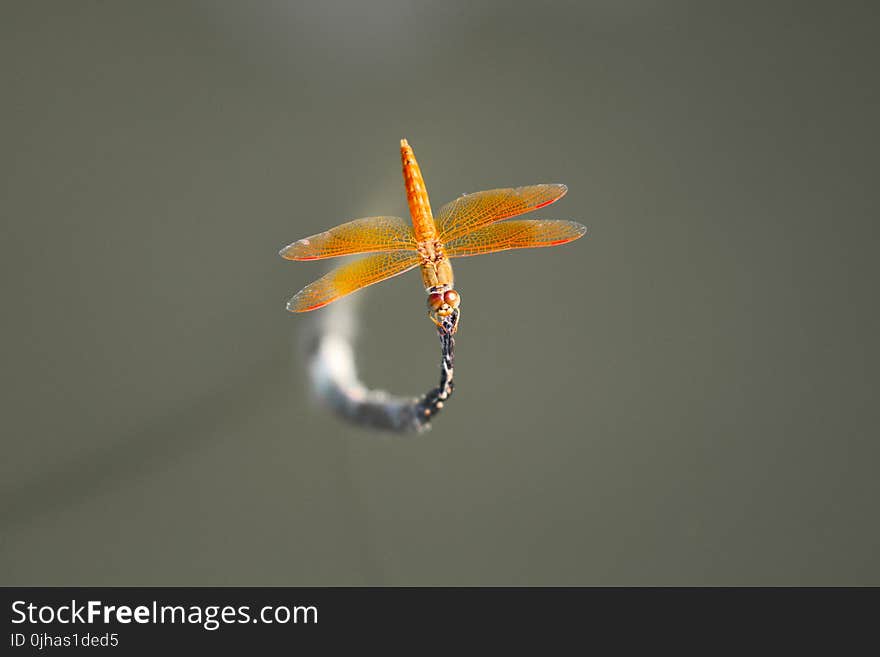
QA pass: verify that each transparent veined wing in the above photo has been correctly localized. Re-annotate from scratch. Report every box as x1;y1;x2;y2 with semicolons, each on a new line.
445;219;588;257
435;184;567;242
286;252;421;312
279;216;416;261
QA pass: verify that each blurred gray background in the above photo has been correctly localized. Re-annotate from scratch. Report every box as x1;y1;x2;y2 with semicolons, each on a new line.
2;1;878;585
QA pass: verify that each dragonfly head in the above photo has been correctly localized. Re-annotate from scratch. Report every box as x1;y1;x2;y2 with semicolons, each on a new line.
428;288;461;332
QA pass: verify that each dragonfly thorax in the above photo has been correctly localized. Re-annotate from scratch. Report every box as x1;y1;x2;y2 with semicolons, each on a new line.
416;239;445;262
417;240;454;290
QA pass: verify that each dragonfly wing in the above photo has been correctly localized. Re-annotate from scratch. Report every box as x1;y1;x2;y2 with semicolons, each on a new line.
287;252;421;312
445;219;588;258
279;216;416;260
436;184;568;242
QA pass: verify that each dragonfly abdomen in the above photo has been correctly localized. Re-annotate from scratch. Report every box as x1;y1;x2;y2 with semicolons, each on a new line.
401;138;436;242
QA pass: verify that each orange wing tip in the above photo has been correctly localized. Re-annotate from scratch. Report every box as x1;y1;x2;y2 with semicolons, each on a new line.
550;223;589;245
535;183;568;209
278;238;316;261
286;294;331;313
400;138;409;148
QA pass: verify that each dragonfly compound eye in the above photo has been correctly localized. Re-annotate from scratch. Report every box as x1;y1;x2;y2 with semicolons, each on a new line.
443;289;460;309
427;292;445;312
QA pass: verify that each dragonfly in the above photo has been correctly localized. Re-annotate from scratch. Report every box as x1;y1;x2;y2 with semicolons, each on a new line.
280;139;587;334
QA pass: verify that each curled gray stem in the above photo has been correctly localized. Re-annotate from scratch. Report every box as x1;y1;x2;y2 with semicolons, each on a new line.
300;294;456;433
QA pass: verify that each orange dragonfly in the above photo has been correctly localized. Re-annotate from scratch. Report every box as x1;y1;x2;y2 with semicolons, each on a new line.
280;139;587;334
